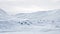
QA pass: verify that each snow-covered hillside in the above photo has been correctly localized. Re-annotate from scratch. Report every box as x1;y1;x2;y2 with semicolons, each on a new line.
0;9;8;17
0;9;60;33
15;9;60;27
0;9;9;20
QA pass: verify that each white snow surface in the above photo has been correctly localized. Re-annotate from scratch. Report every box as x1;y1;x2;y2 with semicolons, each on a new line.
0;9;60;34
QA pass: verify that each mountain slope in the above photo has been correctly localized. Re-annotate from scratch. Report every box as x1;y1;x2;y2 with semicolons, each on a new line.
0;9;8;17
0;9;60;32
15;9;60;28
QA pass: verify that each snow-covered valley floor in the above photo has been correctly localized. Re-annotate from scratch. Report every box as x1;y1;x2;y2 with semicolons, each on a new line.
0;30;60;34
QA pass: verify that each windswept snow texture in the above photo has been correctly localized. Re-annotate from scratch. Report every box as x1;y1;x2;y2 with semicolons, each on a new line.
0;9;60;34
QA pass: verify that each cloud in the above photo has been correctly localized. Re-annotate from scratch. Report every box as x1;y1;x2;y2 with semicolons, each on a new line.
0;0;60;14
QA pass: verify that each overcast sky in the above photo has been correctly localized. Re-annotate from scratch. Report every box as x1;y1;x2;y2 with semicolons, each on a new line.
0;0;60;14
